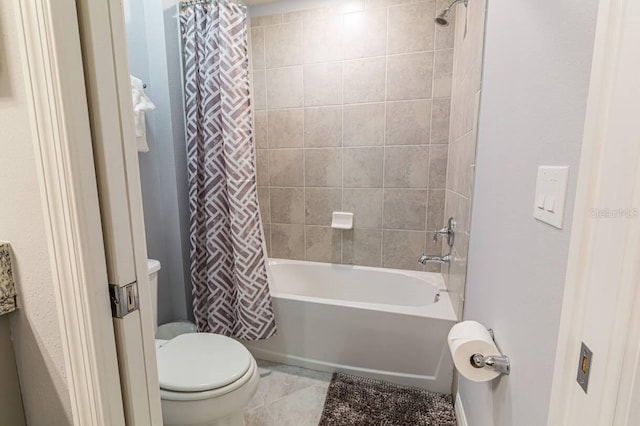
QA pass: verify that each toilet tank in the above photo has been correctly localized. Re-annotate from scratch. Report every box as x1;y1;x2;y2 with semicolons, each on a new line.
147;259;161;333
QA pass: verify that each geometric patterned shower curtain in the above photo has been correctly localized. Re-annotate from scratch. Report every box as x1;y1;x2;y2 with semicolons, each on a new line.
179;0;276;340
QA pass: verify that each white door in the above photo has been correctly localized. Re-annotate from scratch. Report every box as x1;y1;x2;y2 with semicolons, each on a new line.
547;0;640;424
74;0;163;424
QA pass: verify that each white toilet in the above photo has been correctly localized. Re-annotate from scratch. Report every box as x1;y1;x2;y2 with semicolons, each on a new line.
148;259;260;426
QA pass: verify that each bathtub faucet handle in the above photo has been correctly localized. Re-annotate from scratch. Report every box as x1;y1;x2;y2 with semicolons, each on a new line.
432;217;456;248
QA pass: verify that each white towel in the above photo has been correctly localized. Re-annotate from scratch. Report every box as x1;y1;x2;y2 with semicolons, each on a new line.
130;75;156;152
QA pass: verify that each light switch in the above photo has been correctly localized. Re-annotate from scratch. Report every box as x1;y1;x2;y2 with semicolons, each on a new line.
533;166;569;228
544;196;555;212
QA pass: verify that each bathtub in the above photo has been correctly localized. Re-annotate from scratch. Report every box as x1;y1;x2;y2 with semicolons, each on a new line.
243;259;457;394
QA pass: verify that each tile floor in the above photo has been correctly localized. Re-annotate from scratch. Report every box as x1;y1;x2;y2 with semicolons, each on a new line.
243;360;332;426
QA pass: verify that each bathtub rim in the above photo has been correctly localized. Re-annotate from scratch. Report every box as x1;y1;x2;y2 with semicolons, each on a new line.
266;258;457;322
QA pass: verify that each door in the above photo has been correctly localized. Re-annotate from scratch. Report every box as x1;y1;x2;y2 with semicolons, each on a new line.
74;0;163;424
547;0;640;424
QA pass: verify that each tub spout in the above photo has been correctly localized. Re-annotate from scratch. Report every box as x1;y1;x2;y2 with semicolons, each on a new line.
418;253;451;265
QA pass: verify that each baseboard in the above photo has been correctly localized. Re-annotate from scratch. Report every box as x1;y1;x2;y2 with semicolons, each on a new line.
455;392;468;426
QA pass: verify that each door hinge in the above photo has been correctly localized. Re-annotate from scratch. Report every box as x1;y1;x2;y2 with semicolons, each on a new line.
109;282;139;318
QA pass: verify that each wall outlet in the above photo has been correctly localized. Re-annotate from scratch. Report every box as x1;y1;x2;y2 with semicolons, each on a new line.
533;166;569;229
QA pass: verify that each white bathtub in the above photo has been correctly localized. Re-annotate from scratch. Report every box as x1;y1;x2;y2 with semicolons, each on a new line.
243;259;457;394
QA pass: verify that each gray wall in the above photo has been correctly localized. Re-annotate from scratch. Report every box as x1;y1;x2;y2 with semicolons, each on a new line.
123;0;192;324
250;0;454;272
459;0;599;425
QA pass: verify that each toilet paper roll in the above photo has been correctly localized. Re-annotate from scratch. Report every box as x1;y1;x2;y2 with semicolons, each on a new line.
447;321;501;382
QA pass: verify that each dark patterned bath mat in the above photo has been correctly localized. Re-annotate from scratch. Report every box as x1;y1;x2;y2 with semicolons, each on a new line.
318;372;456;426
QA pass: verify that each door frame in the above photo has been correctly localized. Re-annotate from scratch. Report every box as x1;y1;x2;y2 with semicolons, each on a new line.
548;0;640;423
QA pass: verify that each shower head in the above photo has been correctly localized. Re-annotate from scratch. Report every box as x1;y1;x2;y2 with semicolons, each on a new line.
435;0;468;26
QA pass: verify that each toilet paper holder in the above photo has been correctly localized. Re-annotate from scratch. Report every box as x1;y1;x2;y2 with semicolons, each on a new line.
469;328;510;375
470;353;510;375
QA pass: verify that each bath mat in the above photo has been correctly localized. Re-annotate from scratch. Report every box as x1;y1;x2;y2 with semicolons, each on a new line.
319;372;456;426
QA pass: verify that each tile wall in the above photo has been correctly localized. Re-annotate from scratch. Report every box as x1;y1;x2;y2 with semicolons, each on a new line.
250;0;455;272
443;0;487;318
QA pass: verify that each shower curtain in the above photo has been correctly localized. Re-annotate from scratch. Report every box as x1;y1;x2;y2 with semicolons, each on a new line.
179;0;276;340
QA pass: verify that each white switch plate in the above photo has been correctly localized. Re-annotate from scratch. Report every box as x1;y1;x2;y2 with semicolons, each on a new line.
533;166;569;229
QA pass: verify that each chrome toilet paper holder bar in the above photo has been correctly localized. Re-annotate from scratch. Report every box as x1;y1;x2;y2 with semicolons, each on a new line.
470;353;510;375
469;328;510;375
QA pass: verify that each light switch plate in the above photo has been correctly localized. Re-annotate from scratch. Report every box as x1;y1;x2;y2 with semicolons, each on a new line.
533;166;569;229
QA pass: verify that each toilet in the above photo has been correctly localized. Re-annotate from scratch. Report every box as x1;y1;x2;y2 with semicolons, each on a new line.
148;260;260;426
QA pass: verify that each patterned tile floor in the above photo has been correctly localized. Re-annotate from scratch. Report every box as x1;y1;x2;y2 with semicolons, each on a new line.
243;360;332;426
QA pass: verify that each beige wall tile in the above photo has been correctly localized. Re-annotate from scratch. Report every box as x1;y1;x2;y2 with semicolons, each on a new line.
305;226;342;263
257;186;270;223
426;189;446;231
250;27;266;70
305;188;342;226
262;223;271;254
384;146;429;188
424;225;450;258
343;103;385;146
267;109;303;148
343;229;382;267
343;8;387;59
323;1;365;16
305;148;342;187
254;110;268;148
382;229;425;271
343;57;386;103
387;52;434;100
343;147;384;187
383;189;427;230
433;48;454;97
282;8;323;23
265;22;303;68
250;15;283;27
304;106;343;148
270;187;305;224
252;69;266;110
431;98;451;144
445;190;470;235
303;15;344;63
428;144;448;189
343;188;383;229
446;137;463;193
304;62;343;106
387;2;435;54
256;149;269;186
271;224;305;260
266;67;303;108
269;149;303;186
364;0;411;8
385;100;431;145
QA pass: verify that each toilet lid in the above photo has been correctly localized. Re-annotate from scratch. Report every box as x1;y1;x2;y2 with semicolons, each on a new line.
156;333;252;392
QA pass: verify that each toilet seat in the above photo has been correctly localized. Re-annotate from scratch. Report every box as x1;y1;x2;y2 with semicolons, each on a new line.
159;356;258;401
157;333;252;392
157;333;253;393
